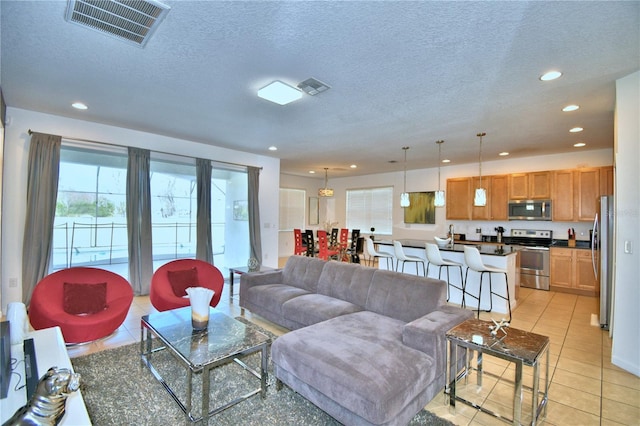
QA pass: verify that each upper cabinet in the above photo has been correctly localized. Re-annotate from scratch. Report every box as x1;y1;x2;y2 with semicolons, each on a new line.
552;170;575;221
446;177;472;220
551;166;611;222
576;168;600;221
446;175;508;221
508;171;551;200
600;166;614;195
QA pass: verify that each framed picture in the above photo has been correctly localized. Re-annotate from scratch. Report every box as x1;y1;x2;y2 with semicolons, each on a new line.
404;192;436;224
233;200;248;221
309;197;319;225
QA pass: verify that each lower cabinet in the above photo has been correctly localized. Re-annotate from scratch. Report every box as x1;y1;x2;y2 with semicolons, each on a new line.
550;247;599;295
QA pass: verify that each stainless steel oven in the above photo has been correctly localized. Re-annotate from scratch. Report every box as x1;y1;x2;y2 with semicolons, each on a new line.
507;229;552;291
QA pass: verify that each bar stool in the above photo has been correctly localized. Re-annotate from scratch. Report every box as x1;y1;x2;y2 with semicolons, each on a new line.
425;243;465;305
366;237;395;270
393;241;425;276
463;246;511;321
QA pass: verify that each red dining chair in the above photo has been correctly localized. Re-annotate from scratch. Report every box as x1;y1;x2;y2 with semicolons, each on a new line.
293;229;306;255
317;230;340;261
339;228;349;250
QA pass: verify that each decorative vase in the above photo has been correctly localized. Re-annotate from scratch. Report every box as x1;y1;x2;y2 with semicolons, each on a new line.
248;257;260;271
185;287;214;331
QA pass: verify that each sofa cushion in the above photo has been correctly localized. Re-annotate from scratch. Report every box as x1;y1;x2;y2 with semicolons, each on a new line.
281;293;363;328
271;311;436;425
316;261;376;307
366;269;446;323
166;267;199;297
244;284;310;317
281;256;326;293
63;282;108;315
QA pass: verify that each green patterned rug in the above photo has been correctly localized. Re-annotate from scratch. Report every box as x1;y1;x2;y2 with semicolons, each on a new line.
71;318;453;425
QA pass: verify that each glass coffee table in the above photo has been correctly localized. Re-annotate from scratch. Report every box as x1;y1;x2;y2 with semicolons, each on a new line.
445;318;549;426
140;307;270;423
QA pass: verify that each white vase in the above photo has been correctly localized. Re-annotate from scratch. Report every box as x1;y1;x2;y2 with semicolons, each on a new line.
185;287;214;331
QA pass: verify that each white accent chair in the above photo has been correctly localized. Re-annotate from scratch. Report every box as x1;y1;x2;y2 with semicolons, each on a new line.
393;240;425;276
463;246;512;321
365;237;395;270
425;243;465;305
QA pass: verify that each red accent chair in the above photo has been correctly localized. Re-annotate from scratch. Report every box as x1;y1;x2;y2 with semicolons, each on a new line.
339;228;349;250
150;259;224;312
293;229;306;255
28;267;134;345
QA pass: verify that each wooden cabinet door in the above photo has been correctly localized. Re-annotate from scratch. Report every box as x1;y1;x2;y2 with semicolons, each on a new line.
471;176;490;220
550;247;574;289
576;168;600;221
508;173;528;200
446;178;472;220
600;166;614;196
490;175;508;220
552;170;575;221
529;171;551;199
575;250;598;293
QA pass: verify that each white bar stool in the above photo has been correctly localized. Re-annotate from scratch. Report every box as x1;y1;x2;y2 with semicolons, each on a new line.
463;246;512;321
365;237;395;270
393;241;425;276
425;243;465;305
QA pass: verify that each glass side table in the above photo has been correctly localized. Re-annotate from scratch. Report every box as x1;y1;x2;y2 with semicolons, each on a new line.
445;318;550;426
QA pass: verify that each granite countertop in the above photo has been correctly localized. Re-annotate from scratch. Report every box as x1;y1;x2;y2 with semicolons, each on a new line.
550;240;592;249
375;239;518;256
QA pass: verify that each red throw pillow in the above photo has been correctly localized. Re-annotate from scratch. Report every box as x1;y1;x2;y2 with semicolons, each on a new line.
167;267;199;297
63;282;108;315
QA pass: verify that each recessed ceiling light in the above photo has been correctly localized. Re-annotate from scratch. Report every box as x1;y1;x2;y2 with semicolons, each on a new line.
350;164;357;169
562;104;580;112
309;170;316;174
268;146;277;151
442;159;451;163
574;142;586;147
499;152;510;156
72;102;88;110
569;127;584;133
257;81;303;105
540;71;562;81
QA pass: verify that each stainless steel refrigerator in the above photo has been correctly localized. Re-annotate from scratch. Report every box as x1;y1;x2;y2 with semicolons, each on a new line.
592;195;614;330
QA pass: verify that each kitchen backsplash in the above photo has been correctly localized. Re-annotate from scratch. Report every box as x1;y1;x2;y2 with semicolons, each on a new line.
448;220;593;242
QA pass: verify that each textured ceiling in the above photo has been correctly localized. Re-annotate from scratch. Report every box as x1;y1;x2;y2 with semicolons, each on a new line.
1;1;638;177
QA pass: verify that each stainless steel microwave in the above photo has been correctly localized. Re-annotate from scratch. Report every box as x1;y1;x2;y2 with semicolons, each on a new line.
508;199;552;221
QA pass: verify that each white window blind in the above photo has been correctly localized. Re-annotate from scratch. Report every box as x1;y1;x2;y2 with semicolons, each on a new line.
346;187;393;234
279;188;305;231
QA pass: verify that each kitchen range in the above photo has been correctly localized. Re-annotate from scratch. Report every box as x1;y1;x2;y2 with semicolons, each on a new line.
504;229;553;291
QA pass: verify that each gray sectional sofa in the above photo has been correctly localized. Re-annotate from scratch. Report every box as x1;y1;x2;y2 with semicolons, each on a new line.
239;255;473;426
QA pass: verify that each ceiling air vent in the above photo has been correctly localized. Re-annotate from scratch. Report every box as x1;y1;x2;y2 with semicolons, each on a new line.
65;0;171;47
297;78;331;96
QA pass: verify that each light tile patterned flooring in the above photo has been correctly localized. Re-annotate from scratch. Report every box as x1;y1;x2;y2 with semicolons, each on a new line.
67;261;640;425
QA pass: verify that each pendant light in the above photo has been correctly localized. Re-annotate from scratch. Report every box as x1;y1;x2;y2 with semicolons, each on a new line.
434;140;445;207
400;147;410;207
474;132;487;206
318;167;334;197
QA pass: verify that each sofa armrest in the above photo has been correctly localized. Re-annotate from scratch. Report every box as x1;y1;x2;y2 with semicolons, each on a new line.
239;269;283;298
402;306;474;374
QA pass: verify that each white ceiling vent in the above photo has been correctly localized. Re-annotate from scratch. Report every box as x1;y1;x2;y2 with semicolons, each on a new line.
65;0;171;47
297;78;331;96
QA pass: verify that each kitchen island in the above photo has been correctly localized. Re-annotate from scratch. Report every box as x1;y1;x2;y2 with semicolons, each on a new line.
375;239;518;315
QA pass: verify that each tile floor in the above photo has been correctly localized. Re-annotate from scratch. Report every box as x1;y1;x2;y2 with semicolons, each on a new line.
66;261;640;426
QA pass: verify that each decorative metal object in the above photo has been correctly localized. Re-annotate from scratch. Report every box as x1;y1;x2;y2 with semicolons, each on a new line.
247;257;260;271
434;140;445;207
4;367;80;426
489;318;510;337
474;132;487;206
400;147;410;207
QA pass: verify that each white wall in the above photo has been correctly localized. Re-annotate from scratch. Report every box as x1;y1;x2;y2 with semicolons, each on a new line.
1;108;280;310
611;71;639;376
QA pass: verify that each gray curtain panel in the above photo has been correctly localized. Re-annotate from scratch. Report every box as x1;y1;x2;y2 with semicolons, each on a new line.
126;147;153;296
196;158;213;263
22;132;61;305
248;166;262;263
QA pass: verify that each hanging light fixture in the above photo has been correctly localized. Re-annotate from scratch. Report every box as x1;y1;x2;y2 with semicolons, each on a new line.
318;167;334;197
474;132;487;206
400;146;410;207
434;140;445;207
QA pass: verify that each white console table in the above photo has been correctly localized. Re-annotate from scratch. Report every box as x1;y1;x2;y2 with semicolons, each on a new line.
0;326;91;425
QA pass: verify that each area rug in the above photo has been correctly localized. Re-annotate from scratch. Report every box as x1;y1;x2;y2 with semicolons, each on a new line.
71;318;453;425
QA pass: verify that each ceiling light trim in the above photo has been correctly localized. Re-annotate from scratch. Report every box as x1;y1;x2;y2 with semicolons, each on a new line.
258;80;303;105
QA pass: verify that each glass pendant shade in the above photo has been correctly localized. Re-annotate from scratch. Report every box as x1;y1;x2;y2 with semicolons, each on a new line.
434;140;445;207
400;192;410;207
474;188;487;206
318;168;334;197
434;190;445;207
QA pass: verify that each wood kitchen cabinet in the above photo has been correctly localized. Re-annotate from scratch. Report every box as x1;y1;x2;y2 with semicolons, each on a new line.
550;247;599;295
508;171;551;200
576;168;600;221
552;167;610;222
552;169;575;221
600;165;614;195
446;177;472;220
